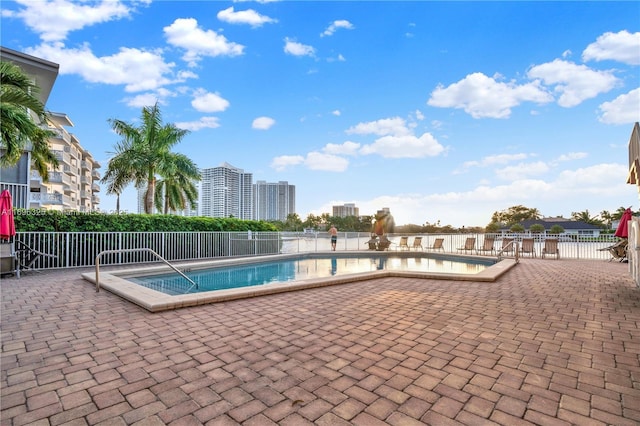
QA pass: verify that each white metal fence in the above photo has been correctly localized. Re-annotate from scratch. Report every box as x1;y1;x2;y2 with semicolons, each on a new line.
10;231;623;271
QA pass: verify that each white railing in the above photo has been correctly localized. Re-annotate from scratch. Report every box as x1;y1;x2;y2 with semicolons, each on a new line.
10;231;624;272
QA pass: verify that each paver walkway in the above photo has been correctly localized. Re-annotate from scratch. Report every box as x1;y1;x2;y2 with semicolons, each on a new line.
1;259;639;425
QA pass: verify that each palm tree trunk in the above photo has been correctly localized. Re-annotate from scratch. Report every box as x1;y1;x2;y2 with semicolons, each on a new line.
145;177;156;214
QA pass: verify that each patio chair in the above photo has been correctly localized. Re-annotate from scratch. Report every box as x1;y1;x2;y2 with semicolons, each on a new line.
541;238;560;259
376;236;391;251
457;237;476;254
397;236;409;251
15;241;57;273
410;236;423;251
426;238;445;252
519;238;536;257
477;236;495;255
365;234;379;250
598;239;628;262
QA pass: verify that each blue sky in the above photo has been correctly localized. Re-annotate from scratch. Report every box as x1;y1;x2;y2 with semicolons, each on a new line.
2;1;639;227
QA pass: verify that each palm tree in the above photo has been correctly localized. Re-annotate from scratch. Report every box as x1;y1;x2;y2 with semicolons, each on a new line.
101;139;141;213
153;153;200;214
0;61;58;179
105;103;194;214
571;209;603;226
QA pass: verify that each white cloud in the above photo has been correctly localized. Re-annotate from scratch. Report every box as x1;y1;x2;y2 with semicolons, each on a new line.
527;59;619;107
583;30;640;65
124;88;175;108
598;88;640;125
164;18;244;66
217;7;277;27
321;19;354;37
428;72;553;119
495;161;550;181
346;116;445;158
190;89;230;113
338;163;633;227
305;152;349;171
175;116;221;131
331;110;341;116
323;141;360;156
252;116;275;130
462;153;530;169
360;133;445;158
26;42;175;92
271;155;305;171
2;0;134;42
283;37;315;57
346;117;411;136
555;152;588;162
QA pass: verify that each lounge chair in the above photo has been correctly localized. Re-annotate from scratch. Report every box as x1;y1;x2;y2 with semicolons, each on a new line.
410;236;423;251
477;236;495;255
598;239;628;262
457;237;476;254
426;238;445;252
397;236;409;251
541;238;559;259
377;236;391;251
365;234;379;250
14;241;57;272
519;238;536;257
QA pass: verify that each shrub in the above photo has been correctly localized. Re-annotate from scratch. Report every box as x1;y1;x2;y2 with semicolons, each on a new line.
13;209;278;232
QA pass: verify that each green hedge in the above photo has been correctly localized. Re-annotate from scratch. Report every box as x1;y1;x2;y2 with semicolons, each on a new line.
13;209;278;233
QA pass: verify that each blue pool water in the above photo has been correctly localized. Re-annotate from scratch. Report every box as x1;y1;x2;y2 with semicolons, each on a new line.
128;254;495;296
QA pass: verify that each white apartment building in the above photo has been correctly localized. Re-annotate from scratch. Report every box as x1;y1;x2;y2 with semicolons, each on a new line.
253;180;295;221
200;163;253;219
0;47;101;211
333;203;359;217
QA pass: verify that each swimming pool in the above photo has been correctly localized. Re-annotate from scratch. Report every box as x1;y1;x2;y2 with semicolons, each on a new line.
81;252;517;312
128;253;495;296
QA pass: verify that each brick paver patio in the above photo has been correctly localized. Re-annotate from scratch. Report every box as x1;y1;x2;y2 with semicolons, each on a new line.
1;259;639;425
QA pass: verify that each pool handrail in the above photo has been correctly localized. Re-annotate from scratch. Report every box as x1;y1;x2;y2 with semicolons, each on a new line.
95;248;198;293
497;241;520;262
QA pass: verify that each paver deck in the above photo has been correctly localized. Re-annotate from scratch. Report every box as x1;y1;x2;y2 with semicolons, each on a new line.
1;259;639;425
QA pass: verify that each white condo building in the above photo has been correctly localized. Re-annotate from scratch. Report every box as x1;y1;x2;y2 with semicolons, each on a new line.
253;180;295;221
333;203;359;217
200;163;253;219
0;47;101;211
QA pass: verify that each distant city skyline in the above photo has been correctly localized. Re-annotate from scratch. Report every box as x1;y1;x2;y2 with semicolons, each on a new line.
1;1;638;226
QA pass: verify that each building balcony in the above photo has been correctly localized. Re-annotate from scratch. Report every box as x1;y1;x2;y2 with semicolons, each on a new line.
92;169;101;179
63;164;75;176
92;194;100;204
30;191;64;206
45;126;72;144
52;150;71;166
64;145;79;159
92;182;100;192
81;160;90;170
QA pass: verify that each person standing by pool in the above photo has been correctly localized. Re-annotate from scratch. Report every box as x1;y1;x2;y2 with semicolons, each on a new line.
329;225;338;251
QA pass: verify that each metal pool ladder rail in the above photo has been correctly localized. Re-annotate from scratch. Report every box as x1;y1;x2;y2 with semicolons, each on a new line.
95;248;198;292
497;240;520;262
